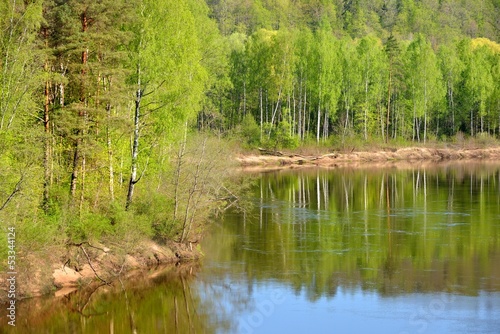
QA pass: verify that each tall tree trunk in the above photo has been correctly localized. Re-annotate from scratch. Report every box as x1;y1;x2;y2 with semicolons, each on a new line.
265;90;268;124
291;91;295;137
269;88;282;135
126;64;142;210
43;79;51;210
316;84;321;143
470;109;474;137
303;87;307;140
316;103;321;143
70;11;89;201
180;138;207;243
106;103;114;201
448;76;455;134
259;87;263;141
343;95;350;142
70;138;81;199
424;81;427;144
43;27;51;211
412;83;417;142
386;70;392;143
323;108;329;141
173;123;188;222
298;76;302;140
243;81;246;117
79;154;86;212
364;77;368;141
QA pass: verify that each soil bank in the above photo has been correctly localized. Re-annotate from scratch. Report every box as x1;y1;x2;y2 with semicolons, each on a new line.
237;146;500;170
0;239;202;302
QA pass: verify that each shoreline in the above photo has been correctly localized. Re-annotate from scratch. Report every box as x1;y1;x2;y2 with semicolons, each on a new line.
237;146;500;170
0;239;202;303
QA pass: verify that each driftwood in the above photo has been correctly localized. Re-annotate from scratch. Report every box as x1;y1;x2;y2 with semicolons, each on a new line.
258;147;284;156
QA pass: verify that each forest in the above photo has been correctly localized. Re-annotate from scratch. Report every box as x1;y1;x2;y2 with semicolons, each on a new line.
1;0;500;256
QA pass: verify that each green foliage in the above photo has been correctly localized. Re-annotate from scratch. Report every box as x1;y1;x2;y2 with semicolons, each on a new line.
151;134;240;242
2;0;500;261
137;0;207;133
356;35;386;139
404;34;445;142
273;110;299;149
239;113;261;147
278;126;299;149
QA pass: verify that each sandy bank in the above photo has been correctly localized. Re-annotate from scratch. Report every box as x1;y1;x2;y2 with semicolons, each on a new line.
237;146;500;169
0;239;202;302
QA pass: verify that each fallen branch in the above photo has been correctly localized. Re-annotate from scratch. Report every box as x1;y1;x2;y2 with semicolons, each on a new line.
67;241;109;253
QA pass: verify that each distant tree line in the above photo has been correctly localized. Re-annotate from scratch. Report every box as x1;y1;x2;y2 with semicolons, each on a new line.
219;28;500;147
202;0;500;146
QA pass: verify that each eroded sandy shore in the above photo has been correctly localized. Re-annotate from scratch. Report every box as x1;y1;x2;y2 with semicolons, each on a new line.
237;146;500;170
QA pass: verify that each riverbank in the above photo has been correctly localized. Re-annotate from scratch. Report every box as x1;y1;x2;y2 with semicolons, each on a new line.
237;146;500;169
0;239;202;302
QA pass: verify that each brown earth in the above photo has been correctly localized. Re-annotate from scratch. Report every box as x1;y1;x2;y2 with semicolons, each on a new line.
237;146;500;170
0;239;202;302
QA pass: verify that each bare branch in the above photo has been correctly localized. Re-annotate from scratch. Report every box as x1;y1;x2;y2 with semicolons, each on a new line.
80;245;109;285
0;174;24;211
142;80;166;98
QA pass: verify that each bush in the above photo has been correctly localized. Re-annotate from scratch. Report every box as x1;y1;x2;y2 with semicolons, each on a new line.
239;114;261;147
476;132;498;147
273;117;298;149
66;211;114;243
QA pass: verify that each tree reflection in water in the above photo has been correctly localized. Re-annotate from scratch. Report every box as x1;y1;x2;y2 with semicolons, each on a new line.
202;162;500;300
8;264;234;333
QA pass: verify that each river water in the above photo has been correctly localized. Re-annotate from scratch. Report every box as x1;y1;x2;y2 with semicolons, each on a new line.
6;162;500;333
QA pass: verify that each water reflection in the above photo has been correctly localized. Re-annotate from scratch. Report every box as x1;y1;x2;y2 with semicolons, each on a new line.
3;265;230;333
202;163;500;299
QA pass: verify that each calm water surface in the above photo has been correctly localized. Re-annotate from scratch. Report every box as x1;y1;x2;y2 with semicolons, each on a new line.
5;163;500;333
198;163;500;334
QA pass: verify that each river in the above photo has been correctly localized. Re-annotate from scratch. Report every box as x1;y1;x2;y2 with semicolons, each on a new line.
7;162;500;333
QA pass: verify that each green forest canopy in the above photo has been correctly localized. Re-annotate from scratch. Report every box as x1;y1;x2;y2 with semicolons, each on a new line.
0;0;500;249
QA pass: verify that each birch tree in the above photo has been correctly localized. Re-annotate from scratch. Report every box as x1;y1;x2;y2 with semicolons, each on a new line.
125;0;206;209
356;35;386;140
437;44;464;136
404;34;444;142
314;18;341;142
